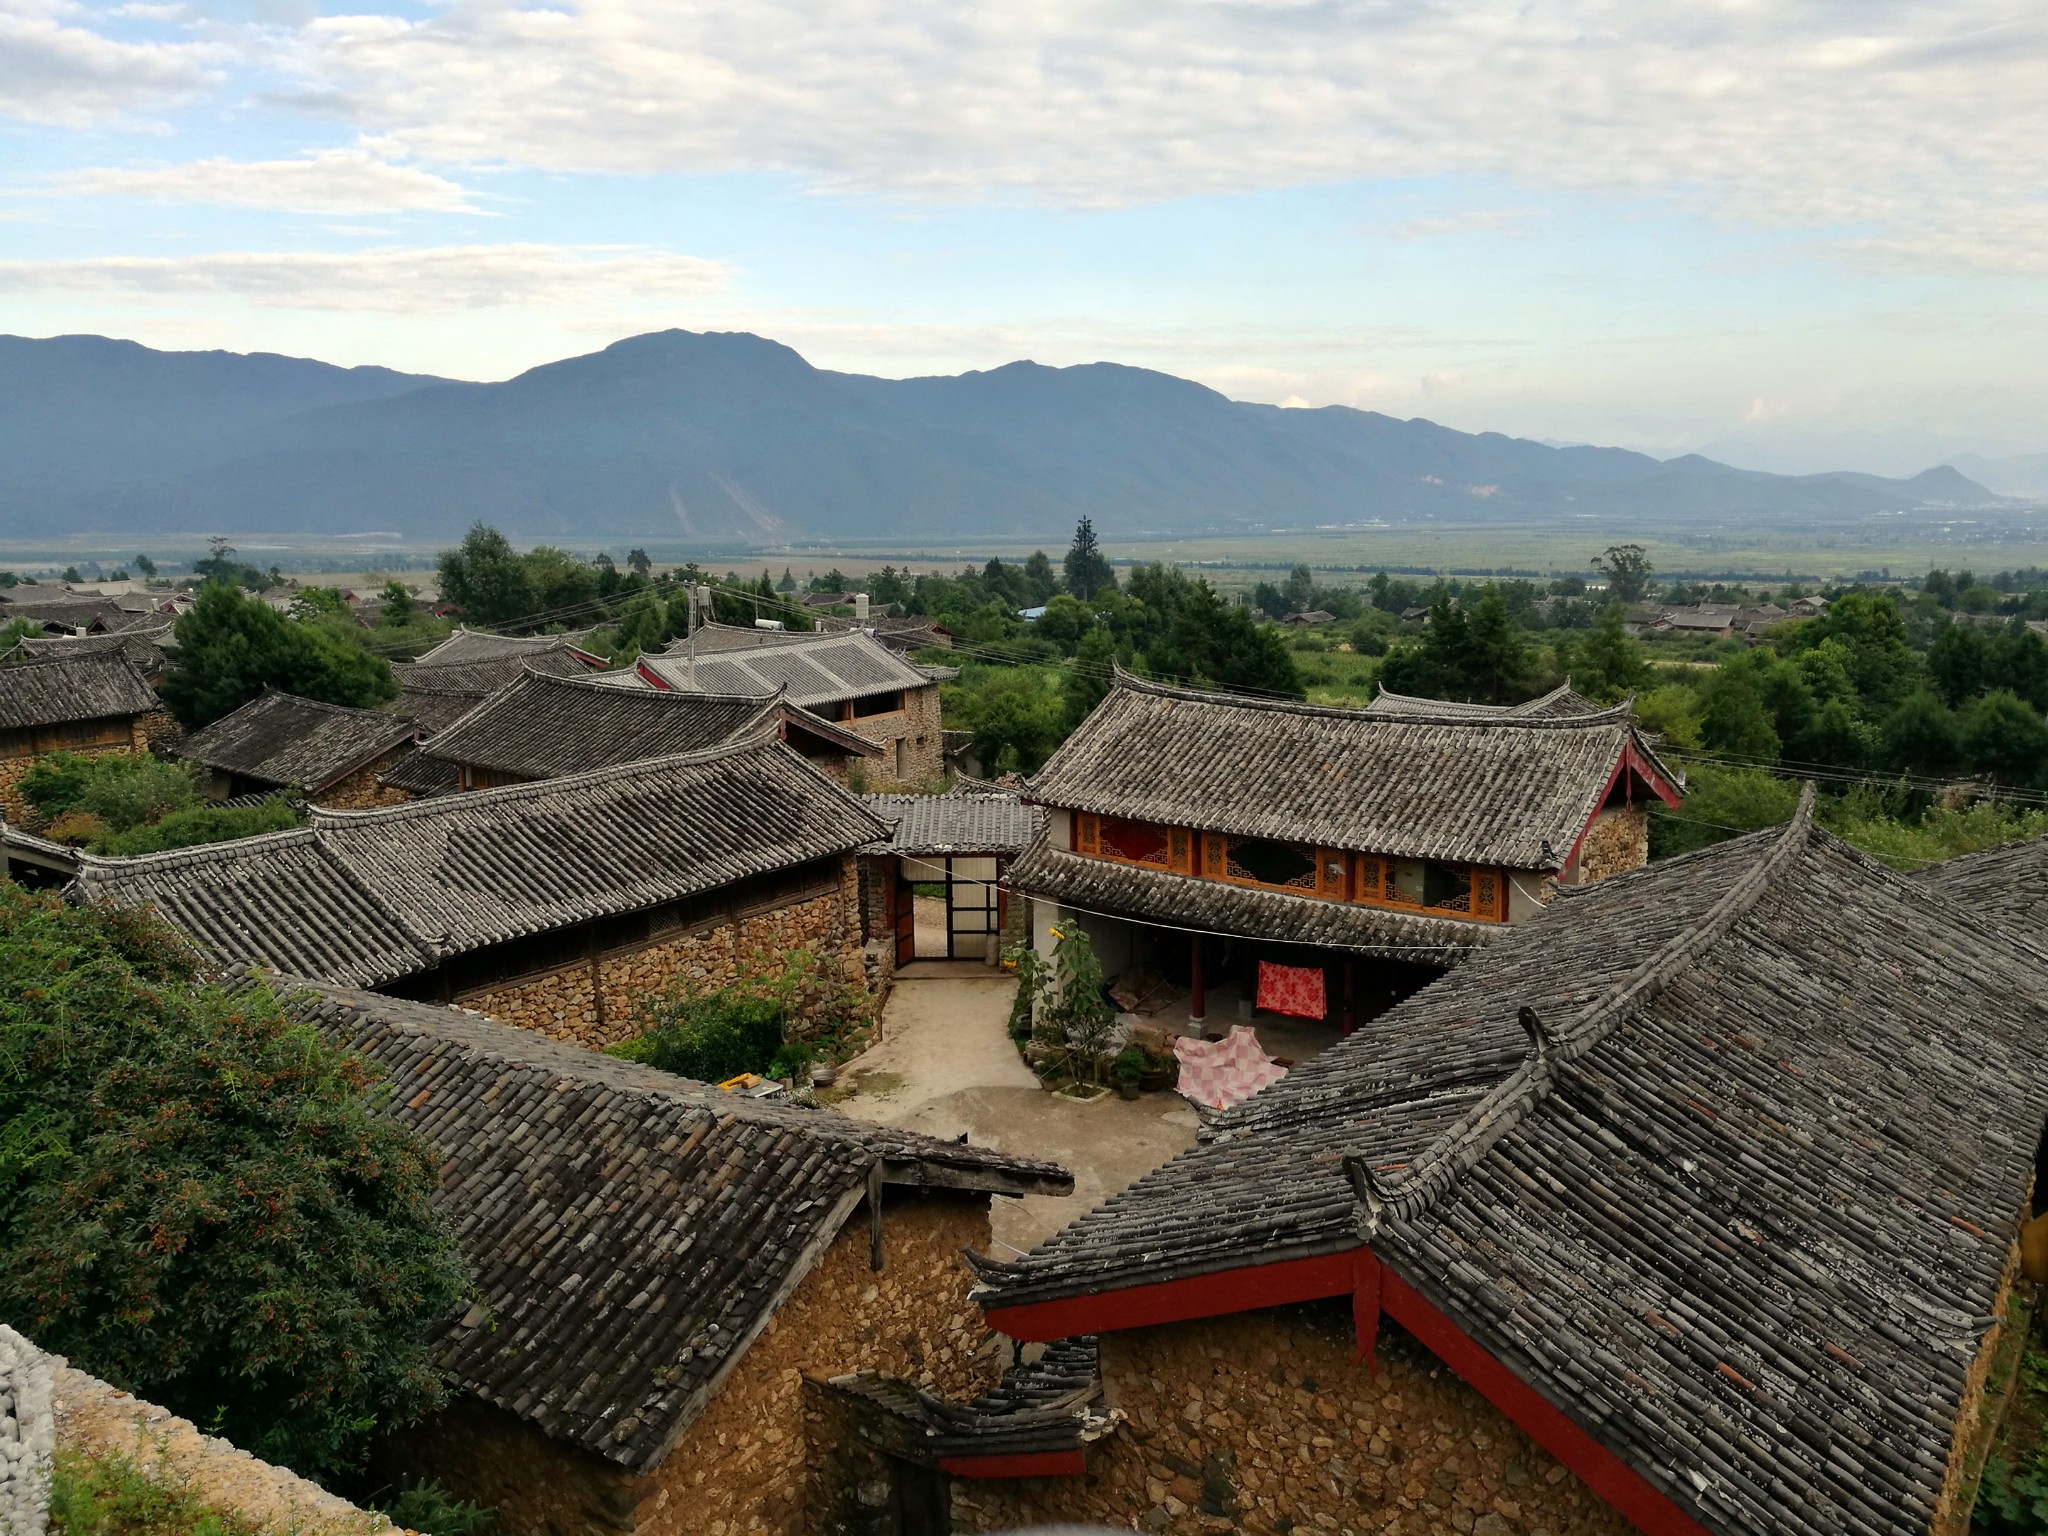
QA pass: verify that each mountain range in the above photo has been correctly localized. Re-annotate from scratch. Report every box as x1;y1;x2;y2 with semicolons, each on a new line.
0;329;2002;544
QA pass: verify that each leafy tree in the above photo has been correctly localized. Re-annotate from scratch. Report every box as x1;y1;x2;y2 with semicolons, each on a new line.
521;545;599;623
1926;621;1990;708
0;890;467;1481
20;752;199;834
60;565;83;584
1593;544;1653;605
1881;689;1963;776
1461;585;1533;704
95;800;301;855
1797;698;1872;769
1648;763;1800;859
435;523;535;627
1062;517;1118;600
1696;660;1781;762
1062;627;1117;731
1022;550;1059;604
379;578;416;627
1571;602;1647;702
952;667;1066;774
132;554;156;579
1959;691;2048;786
160;584;398;728
1800;591;1919;711
776;566;796;592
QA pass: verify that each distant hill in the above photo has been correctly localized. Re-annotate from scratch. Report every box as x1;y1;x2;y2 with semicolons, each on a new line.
0;329;2001;542
1948;452;2048;500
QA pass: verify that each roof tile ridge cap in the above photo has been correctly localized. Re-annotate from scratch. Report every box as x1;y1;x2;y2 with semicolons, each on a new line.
72;819;320;871
1355;786;1816;1232
1117;665;1628;729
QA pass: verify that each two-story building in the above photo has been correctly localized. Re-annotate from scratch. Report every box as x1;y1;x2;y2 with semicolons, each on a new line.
1011;671;1681;1040
633;624;947;788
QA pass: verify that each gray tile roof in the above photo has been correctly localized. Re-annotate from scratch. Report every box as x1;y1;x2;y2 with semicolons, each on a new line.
374;748;459;798
645;624;933;709
1029;671;1674;868
177;690;418;793
0;651;159;730
10;621;174;674
976;794;2048;1536
280;980;1070;1472
75;736;893;988
1362;679;1606;719
864;790;1041;856
411;626;603;667
821;1337;1115;1465
1915;832;2048;931
420;671;782;781
0;593;126;632
389;644;607;734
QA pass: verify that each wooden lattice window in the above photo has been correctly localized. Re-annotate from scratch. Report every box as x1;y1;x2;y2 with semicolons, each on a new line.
1220;836;1320;895
1076;813;1100;855
1097;816;1171;868
1472;869;1504;921
1168;827;1194;875
1349;855;1507;922
1202;832;1226;878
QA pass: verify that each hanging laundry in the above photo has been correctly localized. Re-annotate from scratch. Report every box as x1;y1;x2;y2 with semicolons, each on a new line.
1257;960;1327;1020
1173;1025;1287;1111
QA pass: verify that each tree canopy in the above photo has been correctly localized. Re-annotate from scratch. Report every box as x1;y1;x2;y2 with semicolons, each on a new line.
0;890;467;1481
1062;517;1118;600
159;583;398;728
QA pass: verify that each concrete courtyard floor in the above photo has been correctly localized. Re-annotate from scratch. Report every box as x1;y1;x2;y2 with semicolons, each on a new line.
834;963;1200;1256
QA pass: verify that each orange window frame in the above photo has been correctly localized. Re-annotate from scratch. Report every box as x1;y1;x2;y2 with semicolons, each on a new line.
1351;854;1507;922
1203;831;1340;902
1078;814;1196;876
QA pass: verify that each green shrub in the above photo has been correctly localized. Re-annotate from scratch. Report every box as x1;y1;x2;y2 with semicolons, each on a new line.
48;1445;267;1536
96;800;302;856
609;991;785;1082
19;752;202;835
1114;1047;1145;1085
371;1479;495;1536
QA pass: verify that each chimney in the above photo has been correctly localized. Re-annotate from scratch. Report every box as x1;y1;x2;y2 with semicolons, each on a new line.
854;592;870;624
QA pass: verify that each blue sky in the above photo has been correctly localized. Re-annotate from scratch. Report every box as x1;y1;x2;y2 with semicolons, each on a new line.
2;0;2045;473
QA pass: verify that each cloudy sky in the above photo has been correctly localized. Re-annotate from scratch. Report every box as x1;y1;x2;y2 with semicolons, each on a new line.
2;0;2044;471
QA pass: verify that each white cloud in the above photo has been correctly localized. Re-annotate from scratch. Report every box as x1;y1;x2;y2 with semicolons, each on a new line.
1373;209;1549;241
0;0;217;124
0;243;731;311
64;149;484;214
268;0;2048;275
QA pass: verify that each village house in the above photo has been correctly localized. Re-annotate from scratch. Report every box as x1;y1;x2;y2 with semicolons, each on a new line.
1281;609;1336;627
278;980;1071;1536
74;728;893;1050
386;640;608;734
1010;671;1681;1040
0;590;128;636
0;651;168;821
412;625;608;669
863;784;1041;966
174;689;420;809
10;618;179;682
634;624;946;788
830;791;2048;1536
409;668;882;793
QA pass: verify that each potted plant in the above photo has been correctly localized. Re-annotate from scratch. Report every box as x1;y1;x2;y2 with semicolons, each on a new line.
1139;1046;1177;1093
1114;1047;1145;1100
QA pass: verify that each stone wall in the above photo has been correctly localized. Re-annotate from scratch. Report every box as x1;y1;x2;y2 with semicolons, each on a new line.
136;709;182;753
381;1192;999;1536
1574;805;1649;884
842;685;943;791
312;746;419;810
1935;1240;2024;1535
954;1301;1636;1536
0;722;151;822
0;1325;389;1536
456;856;869;1051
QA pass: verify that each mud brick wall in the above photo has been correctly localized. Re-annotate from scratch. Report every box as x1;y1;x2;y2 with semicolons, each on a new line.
955;1301;1635;1536
383;1193;999;1536
844;685;943;791
310;746;418;810
457;858;870;1051
1575;805;1649;883
1935;1241;2024;1535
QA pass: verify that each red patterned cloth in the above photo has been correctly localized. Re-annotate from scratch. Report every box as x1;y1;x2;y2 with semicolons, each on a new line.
1257;960;1327;1020
1173;1026;1287;1111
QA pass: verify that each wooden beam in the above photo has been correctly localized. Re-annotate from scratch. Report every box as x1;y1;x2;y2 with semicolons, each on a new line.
983;1250;1356;1342
939;1449;1087;1479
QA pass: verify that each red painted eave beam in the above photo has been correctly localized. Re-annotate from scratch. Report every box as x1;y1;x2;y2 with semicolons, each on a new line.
984;1251;1356;1342
940;1449;1086;1479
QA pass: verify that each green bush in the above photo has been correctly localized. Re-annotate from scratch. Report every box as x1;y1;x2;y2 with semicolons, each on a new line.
611;992;785;1082
371;1480;495;1536
1114;1047;1145;1085
19;753;200;833
0;888;469;1482
96;800;301;855
49;1445;267;1536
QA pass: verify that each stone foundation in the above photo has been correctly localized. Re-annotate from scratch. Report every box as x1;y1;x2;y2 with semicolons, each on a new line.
954;1302;1635;1536
1573;805;1649;884
457;858;871;1052
383;1192;1000;1536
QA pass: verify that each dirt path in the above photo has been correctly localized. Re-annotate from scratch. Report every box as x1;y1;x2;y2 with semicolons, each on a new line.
837;969;1198;1255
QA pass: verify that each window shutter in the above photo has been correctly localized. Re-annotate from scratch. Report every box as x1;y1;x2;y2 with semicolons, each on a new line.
1473;868;1504;921
1077;814;1099;855
1319;849;1347;900
1168;827;1193;875
1201;832;1226;878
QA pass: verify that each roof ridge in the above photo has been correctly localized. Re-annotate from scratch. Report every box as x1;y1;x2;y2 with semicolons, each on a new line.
248;687;396;721
1347;785;1816;1234
519;664;781;710
73;820;321;870
313;726;788;824
1115;665;1634;730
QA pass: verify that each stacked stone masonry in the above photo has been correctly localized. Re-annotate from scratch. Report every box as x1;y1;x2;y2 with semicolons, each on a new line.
309;745;418;810
843;686;943;791
458;857;872;1051
0;720;153;822
1;1324;389;1536
1573;805;1649;884
954;1303;1635;1536
385;1193;1001;1536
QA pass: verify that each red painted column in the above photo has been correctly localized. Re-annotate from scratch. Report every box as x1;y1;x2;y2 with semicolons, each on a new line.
1189;935;1206;1025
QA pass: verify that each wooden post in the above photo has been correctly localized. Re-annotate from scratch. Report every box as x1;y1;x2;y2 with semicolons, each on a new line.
1189;934;1206;1025
1342;957;1356;1037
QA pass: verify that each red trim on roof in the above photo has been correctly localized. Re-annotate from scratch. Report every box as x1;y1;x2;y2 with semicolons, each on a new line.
983;1248;1711;1536
636;659;671;691
1565;742;1683;870
939;1450;1087;1479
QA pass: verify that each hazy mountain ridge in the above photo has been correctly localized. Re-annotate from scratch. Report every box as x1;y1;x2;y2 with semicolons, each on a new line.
0;329;2001;541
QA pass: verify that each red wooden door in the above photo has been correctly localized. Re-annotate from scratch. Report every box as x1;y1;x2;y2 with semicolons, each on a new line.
894;864;915;967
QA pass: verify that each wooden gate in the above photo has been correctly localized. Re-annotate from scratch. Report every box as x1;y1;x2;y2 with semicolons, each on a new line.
893;861;916;968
